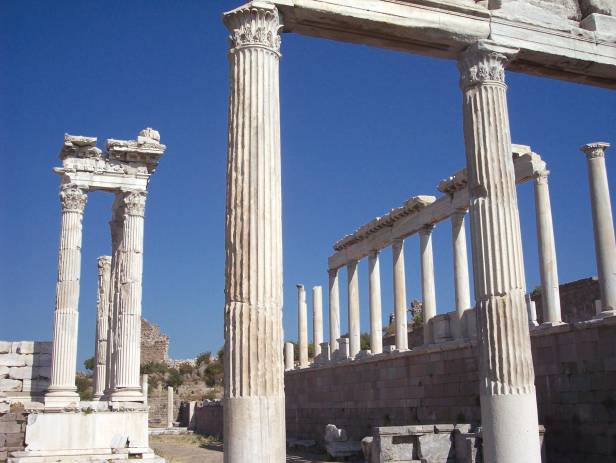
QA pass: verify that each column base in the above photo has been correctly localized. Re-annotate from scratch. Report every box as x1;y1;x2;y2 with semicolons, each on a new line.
44;389;80;409
109;388;145;403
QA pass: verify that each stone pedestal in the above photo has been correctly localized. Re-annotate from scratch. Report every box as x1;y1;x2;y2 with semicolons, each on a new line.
347;260;361;358
458;40;541;463
297;285;309;368
368;251;383;354
420;225;437;345
533;171;562;325
223;3;286;461
93;256;112;399
45;184;88;408
392;239;408;351
328;268;341;353
312;286;323;357
451;210;471;339
581;142;616;317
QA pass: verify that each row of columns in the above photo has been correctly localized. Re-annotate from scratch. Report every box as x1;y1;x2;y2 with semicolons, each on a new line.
45;185;148;407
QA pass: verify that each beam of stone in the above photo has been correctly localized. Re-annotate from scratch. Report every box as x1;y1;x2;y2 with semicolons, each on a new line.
297;284;309;368
108;190;148;402
45;183;88;408
284;342;294;371
533;170;562;325
93;255;112;400
271;0;616;89
312;286;323;357
458;40;541;463
420;225;437;345
581;142;616;316
328;268;341;354
392;239;408;351
368;250;383;354
222;3;286;461
451;210;471;339
347;260;361;358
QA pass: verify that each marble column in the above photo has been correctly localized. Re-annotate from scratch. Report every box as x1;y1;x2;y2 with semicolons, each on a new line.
297;285;309;368
451;210;471;339
459;40;541;463
368;250;383;354
392;239;408;351
223;4;285;461
420;225;437;345
526;294;539;328
45;183;88;407
109;190;147;402
312;286;323;357
347;260;361;358
93;256;112;399
328;268;341;353
167;386;174;428
581;142;616;316
533;171;562;324
284;342;294;371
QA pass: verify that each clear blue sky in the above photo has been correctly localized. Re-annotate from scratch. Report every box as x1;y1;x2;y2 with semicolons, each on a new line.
2;1;615;368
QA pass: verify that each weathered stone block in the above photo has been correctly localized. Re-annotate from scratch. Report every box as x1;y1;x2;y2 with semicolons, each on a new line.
8;367;32;381
11;342;34;355
0;366;8;378
0;354;26;367
0;342;11;354
0;379;22;392
0;421;21;434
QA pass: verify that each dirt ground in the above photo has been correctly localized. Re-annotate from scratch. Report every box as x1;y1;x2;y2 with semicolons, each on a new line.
149;434;333;463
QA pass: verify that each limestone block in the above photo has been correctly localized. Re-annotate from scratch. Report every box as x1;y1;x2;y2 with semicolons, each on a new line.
0;342;10;354
9;367;33;380
0;379;22;392
325;424;347;442
33;342;52;354
0;402;9;413
12;342;34;355
580;0;615;17
361;436;373;462
581;13;616;41
0;354;26;367
0;366;8;378
417;432;454;463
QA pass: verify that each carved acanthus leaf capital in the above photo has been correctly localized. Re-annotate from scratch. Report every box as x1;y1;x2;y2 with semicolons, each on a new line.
122;190;147;217
458;40;518;90
581;142;610;160
535;170;550;185
97;256;112;273
224;3;282;53
60;183;88;213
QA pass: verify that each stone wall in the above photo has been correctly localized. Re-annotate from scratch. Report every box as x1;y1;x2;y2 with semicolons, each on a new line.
533;277;600;324
0;408;27;461
192;401;223;439
0;341;52;406
285;317;616;463
140;319;169;366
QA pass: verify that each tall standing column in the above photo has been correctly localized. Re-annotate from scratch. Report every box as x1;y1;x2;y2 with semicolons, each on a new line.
312;286;323;357
297;285;308;368
347;260;361;358
328;268;341;353
109;189;147;401
451;210;471;339
368;250;383;354
533;171;562;324
459;40;541;463
420;225;437;345
223;4;285;461
93;256;112;399
45;183;88;407
392;239;408;351
581;142;616;316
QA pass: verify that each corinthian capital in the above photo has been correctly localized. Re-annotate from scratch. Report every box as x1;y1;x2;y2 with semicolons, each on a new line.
458;40;518;90
122;190;147;217
223;2;282;53
581;142;610;160
60;183;88;213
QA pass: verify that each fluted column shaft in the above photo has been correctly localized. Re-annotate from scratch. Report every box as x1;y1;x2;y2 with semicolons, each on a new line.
452;210;471;339
533;172;562;324
392;239;408;351
368;251;383;354
297;285;308;368
459;40;540;463
109;190;147;401
45;184;88;406
312;286;323;357
581;142;616;315
223;4;285;461
347;260;360;358
420;225;437;344
328;269;341;353
93;256;112;399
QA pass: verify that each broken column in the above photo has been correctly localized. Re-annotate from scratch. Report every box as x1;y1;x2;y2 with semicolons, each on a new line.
581;142;616;316
93;255;112;399
451;209;471;339
328;268;341;354
45;183;88;407
533;170;562;325
368;250;383;354
347;259;361;358
392;239;408;351
458;40;541;463
298;284;309;368
313;286;323;357
420;225;437;344
223;3;286;461
167;386;174;428
284;342;294;371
